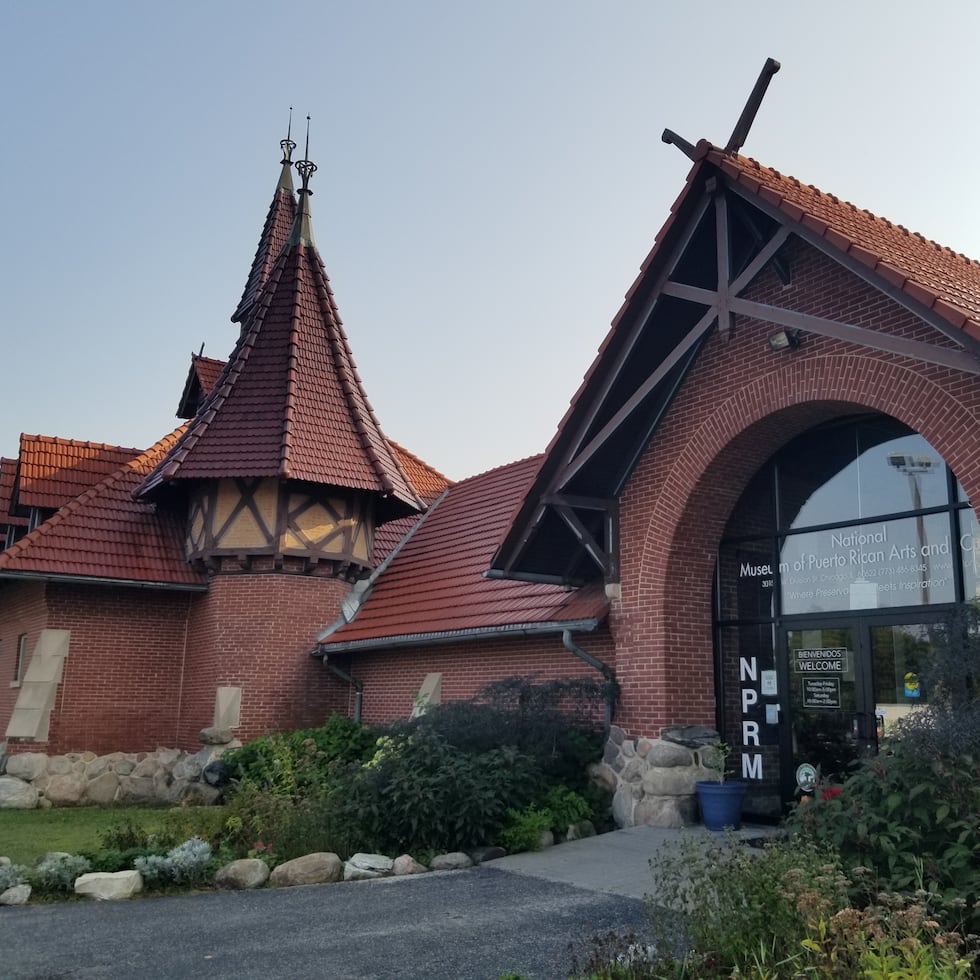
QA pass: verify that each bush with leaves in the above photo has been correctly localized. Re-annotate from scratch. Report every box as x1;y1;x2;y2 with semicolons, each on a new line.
326;727;541;855
134;837;213;888
646;833;850;976
0;863;28;891
29;853;92;895
223;713;380;798
788;604;980;931
402;676;608;792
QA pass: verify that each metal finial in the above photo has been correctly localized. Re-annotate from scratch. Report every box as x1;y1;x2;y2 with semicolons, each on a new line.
295;114;317;192
281;107;296;162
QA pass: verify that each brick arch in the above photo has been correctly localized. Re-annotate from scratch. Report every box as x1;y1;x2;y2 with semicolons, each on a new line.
617;353;980;735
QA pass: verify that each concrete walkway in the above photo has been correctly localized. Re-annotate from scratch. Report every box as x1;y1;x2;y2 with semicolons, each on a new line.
489;823;783;900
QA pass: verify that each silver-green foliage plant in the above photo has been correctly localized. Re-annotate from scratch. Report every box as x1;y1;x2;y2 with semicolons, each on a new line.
0;863;28;891
647;833;849;975
30;853;92;894
134;837;212;887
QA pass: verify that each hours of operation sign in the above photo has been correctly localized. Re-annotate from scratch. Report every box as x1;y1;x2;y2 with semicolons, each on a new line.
802;677;842;709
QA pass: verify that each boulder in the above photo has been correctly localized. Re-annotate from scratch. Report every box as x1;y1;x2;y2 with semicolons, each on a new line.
114;758;137;776
469;846;506;864
131;757;161;779
611;783;635;828
429;851;473;871
660;726;719;750
392;854;428;876
214;858;270;890
117;776;156;803
588;762;618;793
645;740;697;768
46;756;73;776
202;760;231;787
0;884;31;906
199;727;234;746
344;853;393;881
44;773;87;805
566;819;597;841
4;752;48;781
269;852;342;887
83;772;120;805
641;765;704;797
0;776;38;809
633;794;697;829
172;757;202;781
74;870;143;901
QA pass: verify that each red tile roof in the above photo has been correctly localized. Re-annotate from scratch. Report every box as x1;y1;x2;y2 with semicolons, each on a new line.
372;443;453;562
0;458;28;531
0;426;205;588
231;151;297;324
320;455;608;652
701;142;980;341
12;435;143;512
176;354;227;419
139;194;425;523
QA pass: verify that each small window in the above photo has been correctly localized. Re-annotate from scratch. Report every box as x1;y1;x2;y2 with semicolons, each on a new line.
13;634;27;684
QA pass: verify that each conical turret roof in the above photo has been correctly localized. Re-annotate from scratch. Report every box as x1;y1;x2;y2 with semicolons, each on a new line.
230;136;298;325
138;151;424;523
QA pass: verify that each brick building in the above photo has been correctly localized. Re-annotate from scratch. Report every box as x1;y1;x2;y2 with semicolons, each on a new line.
3;130;980;819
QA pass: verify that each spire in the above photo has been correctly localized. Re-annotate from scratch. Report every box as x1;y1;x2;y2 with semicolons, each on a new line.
230;119;299;324
289;115;316;248
138;125;424;524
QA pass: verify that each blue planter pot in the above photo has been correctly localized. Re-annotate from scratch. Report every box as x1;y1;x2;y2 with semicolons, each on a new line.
695;780;747;831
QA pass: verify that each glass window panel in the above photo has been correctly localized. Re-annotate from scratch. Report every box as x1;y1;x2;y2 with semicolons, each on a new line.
867;430;948;516
718;539;777;620
960;509;980;602
777;424;859;530
779;513;957;614
776;419;949;532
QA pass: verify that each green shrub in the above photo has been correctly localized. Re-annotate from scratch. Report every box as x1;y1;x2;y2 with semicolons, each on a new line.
497;805;553;853
647;834;849;975
334;727;540;854
217;781;295;858
223;714;380;797
538;785;593;834
787;740;980;930
77;847;160;873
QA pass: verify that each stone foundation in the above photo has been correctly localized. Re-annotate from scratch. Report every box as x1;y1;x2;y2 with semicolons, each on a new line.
589;724;720;828
0;730;239;809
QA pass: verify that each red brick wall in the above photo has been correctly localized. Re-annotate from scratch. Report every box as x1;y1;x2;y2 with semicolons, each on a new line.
0;580;48;741
2;582;190;755
331;628;616;726
613;238;980;738
177;573;350;748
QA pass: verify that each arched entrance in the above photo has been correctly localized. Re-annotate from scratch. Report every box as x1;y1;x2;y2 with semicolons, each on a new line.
715;413;980;817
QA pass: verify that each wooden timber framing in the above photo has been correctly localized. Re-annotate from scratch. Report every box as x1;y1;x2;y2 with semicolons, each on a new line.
186;477;374;574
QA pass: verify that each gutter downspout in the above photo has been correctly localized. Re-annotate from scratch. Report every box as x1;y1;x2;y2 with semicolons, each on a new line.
327;662;363;723
313;489;452;721
562;629;616;736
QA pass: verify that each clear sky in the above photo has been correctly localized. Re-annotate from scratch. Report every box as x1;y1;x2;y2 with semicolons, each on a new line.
3;2;979;481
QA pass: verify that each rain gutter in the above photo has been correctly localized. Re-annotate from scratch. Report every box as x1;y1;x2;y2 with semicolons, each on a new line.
0;571;207;592
562;629;617;736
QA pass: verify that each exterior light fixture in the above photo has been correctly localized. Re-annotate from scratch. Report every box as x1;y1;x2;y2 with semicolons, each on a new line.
767;329;801;352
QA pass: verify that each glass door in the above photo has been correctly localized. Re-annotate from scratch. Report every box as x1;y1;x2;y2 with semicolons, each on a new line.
780;618;936;798
784;623;871;793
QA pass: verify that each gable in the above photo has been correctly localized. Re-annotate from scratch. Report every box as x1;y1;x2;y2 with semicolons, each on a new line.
490;143;980;586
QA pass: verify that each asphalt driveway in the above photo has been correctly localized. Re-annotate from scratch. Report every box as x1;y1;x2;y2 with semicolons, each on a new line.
0;865;650;979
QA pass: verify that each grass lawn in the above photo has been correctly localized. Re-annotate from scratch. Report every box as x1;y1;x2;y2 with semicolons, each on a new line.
0;807;182;865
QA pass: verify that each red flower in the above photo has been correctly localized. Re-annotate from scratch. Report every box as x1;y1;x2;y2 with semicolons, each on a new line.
821;787;843;801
